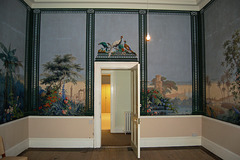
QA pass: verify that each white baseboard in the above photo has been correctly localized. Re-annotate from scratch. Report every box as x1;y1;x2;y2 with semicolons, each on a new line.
5;139;29;156
140;136;201;148
110;128;125;133
202;137;240;160
29;138;94;148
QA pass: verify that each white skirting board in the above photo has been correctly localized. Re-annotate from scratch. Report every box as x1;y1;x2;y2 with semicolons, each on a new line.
5;139;29;156
140;136;201;148
5;136;240;160
202;137;240;160
29;138;94;148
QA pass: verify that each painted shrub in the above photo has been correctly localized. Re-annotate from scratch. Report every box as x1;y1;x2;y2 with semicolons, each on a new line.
0;0;26;123
39;12;86;116
205;0;240;125
147;13;192;115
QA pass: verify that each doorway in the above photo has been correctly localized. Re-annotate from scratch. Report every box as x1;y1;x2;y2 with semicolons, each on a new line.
101;75;111;131
101;72;131;146
94;62;140;158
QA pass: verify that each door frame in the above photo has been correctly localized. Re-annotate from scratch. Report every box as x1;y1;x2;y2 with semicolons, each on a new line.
94;62;139;148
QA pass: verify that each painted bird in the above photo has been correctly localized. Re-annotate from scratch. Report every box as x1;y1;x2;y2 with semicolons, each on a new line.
98;42;109;51
118;44;125;52
112;36;123;48
108;36;123;57
124;40;137;55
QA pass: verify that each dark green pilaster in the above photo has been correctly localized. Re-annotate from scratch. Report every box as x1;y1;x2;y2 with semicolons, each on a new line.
24;6;33;113
31;9;41;112
199;9;206;115
85;9;95;115
139;10;147;114
191;11;203;115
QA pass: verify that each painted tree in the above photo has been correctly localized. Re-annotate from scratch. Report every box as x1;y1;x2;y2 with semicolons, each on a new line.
40;54;83;93
0;42;22;109
161;76;178;96
206;75;212;99
221;29;240;104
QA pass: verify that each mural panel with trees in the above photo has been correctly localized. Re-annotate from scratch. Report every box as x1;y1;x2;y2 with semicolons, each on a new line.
147;13;192;115
205;0;240;125
39;12;86;116
0;0;26;123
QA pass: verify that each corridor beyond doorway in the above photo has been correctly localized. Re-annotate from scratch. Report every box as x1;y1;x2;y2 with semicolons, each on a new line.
101;73;131;146
101;75;111;130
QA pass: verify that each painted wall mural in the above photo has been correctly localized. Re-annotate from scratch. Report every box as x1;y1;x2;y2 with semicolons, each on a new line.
95;12;139;58
96;36;138;61
205;0;240;125
0;0;26;123
38;12;86;116
147;13;192;115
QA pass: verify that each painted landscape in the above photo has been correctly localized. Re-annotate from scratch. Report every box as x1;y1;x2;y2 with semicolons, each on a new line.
0;42;24;123
147;75;192;115
38;54;85;116
147;13;192;116
206;29;240;125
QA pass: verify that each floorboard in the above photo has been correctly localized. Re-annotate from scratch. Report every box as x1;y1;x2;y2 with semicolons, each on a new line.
19;147;222;160
101;130;131;146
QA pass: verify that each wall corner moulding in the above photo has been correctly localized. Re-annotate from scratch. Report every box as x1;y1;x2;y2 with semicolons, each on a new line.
24;0;210;11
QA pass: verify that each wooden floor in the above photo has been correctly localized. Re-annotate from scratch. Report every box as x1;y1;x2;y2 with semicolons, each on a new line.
101;130;131;146
20;147;222;160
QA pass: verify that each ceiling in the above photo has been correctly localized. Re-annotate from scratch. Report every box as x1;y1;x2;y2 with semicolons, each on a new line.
24;0;211;11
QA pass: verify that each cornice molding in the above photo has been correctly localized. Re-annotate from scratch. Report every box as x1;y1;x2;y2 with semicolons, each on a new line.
24;0;210;11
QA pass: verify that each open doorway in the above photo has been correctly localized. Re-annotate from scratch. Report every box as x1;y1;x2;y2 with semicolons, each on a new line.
94;62;140;158
101;75;111;131
101;71;131;146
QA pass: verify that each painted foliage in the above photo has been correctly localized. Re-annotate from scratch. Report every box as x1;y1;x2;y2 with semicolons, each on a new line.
205;0;240;125
147;13;192;115
38;13;86;116
0;0;26;123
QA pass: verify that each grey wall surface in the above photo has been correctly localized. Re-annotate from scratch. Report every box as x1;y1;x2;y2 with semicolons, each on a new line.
95;12;139;57
0;0;26;76
40;13;86;80
147;13;192;84
205;0;240;81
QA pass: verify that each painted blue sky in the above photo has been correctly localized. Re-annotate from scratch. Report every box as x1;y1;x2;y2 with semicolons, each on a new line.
147;13;192;84
40;13;86;81
205;0;240;82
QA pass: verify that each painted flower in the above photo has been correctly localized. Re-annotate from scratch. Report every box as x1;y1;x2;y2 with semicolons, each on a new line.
62;110;67;115
39;106;42;110
10;106;13;113
147;109;151;113
69;107;72;110
64;100;68;104
65;97;69;100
